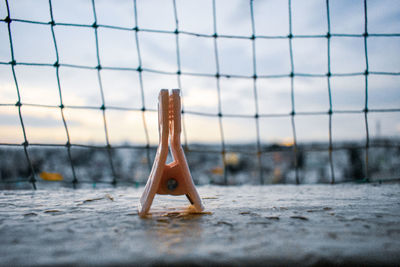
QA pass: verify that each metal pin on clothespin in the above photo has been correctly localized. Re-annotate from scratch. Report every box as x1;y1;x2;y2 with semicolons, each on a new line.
138;89;204;216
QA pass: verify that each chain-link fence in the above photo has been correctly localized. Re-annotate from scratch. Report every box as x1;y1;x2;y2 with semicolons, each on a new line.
1;0;399;189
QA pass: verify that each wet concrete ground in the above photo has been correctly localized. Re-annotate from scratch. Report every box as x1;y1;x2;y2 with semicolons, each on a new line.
1;184;400;266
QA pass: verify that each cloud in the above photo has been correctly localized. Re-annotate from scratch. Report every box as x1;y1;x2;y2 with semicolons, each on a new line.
0;0;399;145
0;112;72;128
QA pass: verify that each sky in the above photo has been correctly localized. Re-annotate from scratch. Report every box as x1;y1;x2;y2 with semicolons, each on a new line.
0;0;399;147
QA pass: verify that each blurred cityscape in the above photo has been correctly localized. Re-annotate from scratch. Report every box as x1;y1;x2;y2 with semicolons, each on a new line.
1;138;399;189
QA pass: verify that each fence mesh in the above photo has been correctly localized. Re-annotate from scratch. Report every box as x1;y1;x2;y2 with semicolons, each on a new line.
1;0;400;189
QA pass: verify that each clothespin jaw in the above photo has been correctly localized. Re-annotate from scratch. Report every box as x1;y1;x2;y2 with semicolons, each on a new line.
138;89;204;217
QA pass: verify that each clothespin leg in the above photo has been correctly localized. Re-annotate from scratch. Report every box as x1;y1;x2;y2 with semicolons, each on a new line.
138;90;170;216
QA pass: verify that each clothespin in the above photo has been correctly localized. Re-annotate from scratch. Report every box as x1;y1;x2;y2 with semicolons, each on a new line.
138;89;204;216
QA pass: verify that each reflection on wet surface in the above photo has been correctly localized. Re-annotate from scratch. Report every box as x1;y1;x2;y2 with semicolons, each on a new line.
140;203;212;255
148;209;207;255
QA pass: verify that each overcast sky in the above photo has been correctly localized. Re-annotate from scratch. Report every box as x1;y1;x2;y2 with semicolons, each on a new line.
0;0;399;146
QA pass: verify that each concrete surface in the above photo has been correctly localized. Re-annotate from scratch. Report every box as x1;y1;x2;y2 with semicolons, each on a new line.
1;184;400;266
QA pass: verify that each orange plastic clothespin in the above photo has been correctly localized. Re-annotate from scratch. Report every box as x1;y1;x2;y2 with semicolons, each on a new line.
138;89;204;217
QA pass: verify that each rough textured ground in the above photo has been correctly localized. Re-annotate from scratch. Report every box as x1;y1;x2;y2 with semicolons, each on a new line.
1;184;400;266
